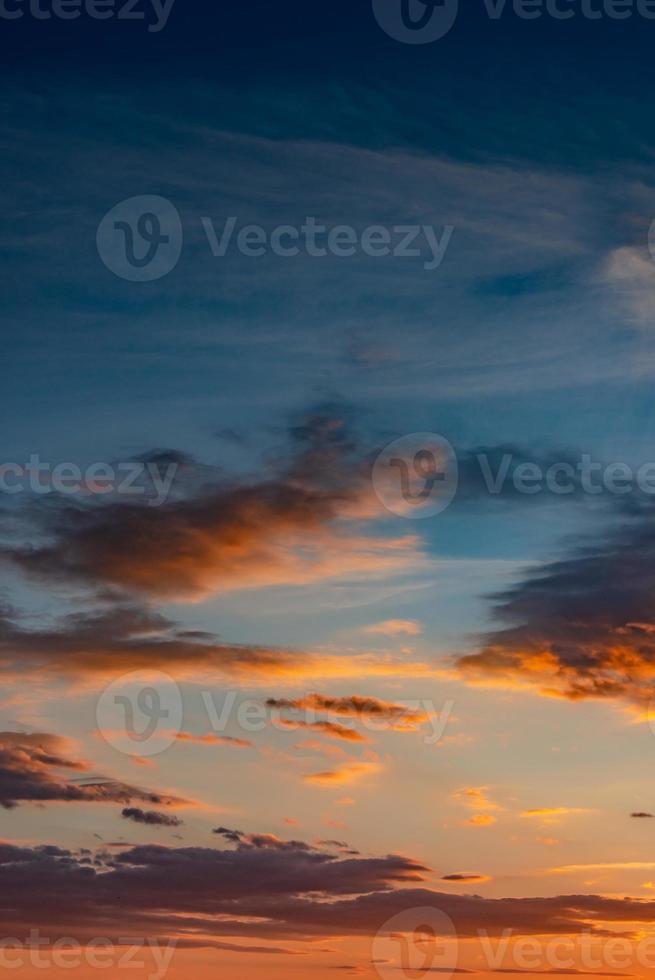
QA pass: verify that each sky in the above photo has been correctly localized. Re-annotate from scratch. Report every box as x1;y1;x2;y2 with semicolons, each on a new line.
4;0;655;978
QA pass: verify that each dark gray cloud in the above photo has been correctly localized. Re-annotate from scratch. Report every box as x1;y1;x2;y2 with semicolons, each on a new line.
0;732;184;809
442;873;487;882
122;808;184;827
456;508;655;705
0;411;366;601
212;827;317;852
3;839;655;946
0;599;307;679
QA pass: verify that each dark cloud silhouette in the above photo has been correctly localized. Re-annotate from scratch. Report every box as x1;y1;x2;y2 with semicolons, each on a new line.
442;873;488;881
266;694;427;729
0;413;427;681
0;599;416;683
0;412;379;602
213;826;245;844
456;509;655;706
0;732;185;809
122;808;184;827
3;838;655;946
212;827;317;852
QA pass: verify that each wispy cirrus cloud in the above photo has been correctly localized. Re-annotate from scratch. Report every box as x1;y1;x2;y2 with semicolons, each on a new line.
276;719;368;743
521;808;592;820
361;619;423;637
602;245;655;325
175;732;254;749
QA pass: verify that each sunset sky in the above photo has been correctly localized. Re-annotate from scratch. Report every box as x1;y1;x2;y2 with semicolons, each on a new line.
4;1;655;978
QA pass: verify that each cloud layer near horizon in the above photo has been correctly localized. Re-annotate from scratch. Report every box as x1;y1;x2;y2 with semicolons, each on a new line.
3;834;655;948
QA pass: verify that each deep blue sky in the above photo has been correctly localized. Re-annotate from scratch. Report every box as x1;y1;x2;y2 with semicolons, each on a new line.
3;0;655;596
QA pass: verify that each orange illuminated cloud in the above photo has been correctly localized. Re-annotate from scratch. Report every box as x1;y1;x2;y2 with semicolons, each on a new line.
521;807;591;820
12;615;443;682
453;518;655;709
266;693;430;729
442;872;492;883
276;719;368;742
6;414;429;604
466;814;497;827
0;414;439;683
549;861;655;874
362;619;424;637
303;762;382;787
454;786;500;811
175;732;254;749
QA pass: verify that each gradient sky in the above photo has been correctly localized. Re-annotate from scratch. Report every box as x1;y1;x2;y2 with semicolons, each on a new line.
4;1;655;978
